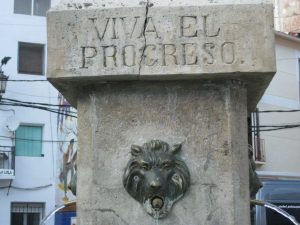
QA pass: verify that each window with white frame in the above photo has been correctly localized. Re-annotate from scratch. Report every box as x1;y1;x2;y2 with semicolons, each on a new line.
18;42;45;76
11;202;44;225
14;0;51;17
15;125;43;157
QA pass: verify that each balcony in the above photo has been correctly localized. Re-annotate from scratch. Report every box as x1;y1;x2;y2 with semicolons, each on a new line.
0;147;15;179
250;109;266;165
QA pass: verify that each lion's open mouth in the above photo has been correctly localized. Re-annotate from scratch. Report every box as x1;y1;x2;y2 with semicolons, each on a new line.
151;196;164;210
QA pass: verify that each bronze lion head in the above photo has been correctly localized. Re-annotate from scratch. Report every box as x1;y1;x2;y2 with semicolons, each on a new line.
123;140;190;218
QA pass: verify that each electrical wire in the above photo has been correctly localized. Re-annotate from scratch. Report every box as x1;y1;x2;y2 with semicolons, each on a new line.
0;98;77;117
0;102;77;118
2;97;73;108
252;124;300;128
259;109;300;113
4;79;47;82
0;135;77;143
251;124;300;132
253;126;300;132
2;92;300;134
0;184;53;190
0;108;15;114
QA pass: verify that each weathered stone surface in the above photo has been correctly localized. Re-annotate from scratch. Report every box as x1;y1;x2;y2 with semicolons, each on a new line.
47;1;276;225
52;0;273;10
77;81;250;225
47;1;276;110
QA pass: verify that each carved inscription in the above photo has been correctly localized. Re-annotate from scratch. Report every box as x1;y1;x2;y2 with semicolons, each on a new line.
80;14;236;69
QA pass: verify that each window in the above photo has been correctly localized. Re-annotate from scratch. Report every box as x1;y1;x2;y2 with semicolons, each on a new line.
18;42;45;75
15;125;43;157
14;0;51;17
11;203;44;225
255;180;300;225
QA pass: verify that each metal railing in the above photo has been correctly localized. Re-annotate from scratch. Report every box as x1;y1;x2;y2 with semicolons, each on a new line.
253;137;266;163
250;109;266;163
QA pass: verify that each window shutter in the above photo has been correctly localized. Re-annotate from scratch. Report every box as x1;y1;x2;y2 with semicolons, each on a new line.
15;125;42;157
33;0;51;16
18;43;44;75
14;0;32;15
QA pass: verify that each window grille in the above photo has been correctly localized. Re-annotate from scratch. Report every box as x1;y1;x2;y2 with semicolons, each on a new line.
11;202;44;225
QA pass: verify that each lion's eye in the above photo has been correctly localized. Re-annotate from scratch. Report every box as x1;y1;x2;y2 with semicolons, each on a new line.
140;163;151;171
172;174;179;180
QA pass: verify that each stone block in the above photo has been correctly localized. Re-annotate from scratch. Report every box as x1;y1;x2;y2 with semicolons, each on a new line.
77;81;250;225
47;0;276;110
47;1;276;225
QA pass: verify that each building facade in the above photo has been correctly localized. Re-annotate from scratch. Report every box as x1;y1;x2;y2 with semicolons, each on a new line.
254;2;300;224
0;1;60;225
255;33;300;177
0;1;299;225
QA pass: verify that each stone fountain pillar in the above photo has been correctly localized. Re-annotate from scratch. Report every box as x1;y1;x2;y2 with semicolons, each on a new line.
47;0;275;224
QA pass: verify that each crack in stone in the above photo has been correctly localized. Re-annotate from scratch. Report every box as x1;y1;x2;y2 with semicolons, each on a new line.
201;183;220;224
138;0;150;78
95;208;130;225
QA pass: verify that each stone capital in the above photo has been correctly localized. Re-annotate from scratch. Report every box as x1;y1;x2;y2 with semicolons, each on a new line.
47;1;276;109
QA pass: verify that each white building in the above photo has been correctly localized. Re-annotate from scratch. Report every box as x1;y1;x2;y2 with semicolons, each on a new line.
0;0;298;225
253;1;300;224
0;1;60;225
254;0;300;187
255;32;300;177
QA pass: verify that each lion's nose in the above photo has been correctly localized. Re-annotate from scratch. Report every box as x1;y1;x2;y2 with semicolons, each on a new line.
150;180;162;189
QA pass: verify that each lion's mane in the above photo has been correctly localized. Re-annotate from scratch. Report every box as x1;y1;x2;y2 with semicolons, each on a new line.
123;140;190;218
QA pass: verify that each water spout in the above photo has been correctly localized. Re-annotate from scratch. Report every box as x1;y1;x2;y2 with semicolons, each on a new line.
39;201;76;225
251;199;300;225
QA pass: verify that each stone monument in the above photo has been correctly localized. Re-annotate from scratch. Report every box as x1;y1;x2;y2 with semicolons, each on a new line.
47;0;276;224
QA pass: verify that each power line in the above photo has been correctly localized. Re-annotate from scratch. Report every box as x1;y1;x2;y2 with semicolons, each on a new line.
251;124;300;128
0;184;53;190
255;126;300;132
5;79;47;82
2;97;74;108
0;97;77;118
251;124;300;132
0;102;77;118
0;135;77;143
258;109;300;113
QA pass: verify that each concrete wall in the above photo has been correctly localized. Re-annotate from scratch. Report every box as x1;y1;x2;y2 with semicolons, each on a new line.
0;1;60;225
256;33;300;177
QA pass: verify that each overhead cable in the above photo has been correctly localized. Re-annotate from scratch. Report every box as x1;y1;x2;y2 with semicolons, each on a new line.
0;135;77;143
